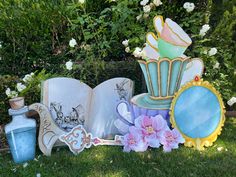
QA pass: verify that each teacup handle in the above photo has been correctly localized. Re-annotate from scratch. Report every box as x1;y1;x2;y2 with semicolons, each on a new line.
185;58;204;71
116;101;134;126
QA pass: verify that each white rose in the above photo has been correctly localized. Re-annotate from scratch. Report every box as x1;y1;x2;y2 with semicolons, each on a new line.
187;3;195;12
140;0;149;6
6;89;18;98
227;97;236;106
136;14;142;21
199;24;210;36
122;39;129;47
16;83;26;92
79;0;85;4
183;2;190;9
208;48;217;56
140;50;147;59
5;88;11;97
143;5;151;13
125;47;130;53
69;38;77;48
133;47;142;58
183;2;195;12
153;0;162;6
213;61;220;69
66;60;73;70
23;74;33;83
10;91;18;98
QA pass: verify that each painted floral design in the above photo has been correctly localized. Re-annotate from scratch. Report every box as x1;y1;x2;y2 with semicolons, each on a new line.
134;115;168;148
121;114;185;152
160;128;185;152
122;126;148;152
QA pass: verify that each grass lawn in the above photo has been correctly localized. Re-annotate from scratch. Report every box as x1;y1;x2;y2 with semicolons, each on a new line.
0;118;235;177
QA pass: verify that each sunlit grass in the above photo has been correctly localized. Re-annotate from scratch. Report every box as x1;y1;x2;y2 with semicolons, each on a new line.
0;118;235;177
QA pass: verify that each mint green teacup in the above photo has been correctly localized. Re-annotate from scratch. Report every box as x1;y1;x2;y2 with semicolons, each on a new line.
146;16;192;60
158;38;187;59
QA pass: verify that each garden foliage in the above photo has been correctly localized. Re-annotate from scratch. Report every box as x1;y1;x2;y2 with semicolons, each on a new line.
0;0;235;124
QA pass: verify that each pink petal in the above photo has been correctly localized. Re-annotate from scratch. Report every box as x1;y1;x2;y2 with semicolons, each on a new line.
142;116;152;127
163;145;172;152
146;136;160;148
123;145;131;152
152;115;168;132
134;116;143;129
132;141;148;152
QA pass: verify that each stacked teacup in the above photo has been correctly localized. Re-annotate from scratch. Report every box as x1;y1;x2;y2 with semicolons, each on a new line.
115;16;204;133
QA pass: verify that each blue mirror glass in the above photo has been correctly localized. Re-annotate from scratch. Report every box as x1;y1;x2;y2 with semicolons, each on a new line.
173;86;221;138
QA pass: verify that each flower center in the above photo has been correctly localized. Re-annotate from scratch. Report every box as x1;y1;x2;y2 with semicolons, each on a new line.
129;139;136;145
146;126;154;134
166;135;175;142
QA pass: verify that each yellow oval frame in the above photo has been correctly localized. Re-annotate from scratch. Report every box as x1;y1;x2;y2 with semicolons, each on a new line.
170;78;226;150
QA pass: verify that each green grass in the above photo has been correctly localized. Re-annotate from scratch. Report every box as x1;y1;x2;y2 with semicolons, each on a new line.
0;118;236;177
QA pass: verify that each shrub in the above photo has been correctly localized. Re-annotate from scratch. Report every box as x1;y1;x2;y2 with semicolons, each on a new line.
0;0;235;119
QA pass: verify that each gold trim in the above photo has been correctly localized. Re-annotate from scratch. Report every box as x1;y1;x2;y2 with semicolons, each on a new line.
165;22;192;46
158;60;161;96
167;60;172;96
130;94;172;110
175;60;184;92
149;95;174;100
146;32;159;52
170;79;226;150
146;62;155;96
138;57;190;99
159;36;188;48
153;15;164;37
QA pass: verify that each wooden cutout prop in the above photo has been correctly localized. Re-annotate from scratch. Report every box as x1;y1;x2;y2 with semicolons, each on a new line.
29;103;65;156
59;125;122;155
32;77;133;156
170;76;225;150
180;58;204;86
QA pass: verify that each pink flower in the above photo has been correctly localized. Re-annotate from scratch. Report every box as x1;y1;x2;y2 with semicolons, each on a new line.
134;115;168;148
160;128;185;152
122;126;148;152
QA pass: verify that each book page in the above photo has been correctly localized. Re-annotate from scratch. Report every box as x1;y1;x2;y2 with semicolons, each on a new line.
42;77;92;132
87;78;134;139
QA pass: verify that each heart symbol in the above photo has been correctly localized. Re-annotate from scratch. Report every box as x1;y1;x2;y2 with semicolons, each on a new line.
116;101;133;125
180;58;204;86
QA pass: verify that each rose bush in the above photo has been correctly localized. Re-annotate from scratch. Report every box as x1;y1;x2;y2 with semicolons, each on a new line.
0;0;235;125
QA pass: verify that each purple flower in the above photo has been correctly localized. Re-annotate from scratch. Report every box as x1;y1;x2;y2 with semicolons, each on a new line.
160;128;185;152
122;126;148;152
134;115;168;148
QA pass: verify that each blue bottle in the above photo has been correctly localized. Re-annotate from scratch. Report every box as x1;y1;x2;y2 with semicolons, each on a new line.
5;102;36;164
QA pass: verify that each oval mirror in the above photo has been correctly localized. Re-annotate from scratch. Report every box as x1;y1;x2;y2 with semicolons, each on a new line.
170;77;225;150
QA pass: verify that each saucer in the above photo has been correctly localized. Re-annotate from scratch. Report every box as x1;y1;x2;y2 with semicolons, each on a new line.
130;93;173;110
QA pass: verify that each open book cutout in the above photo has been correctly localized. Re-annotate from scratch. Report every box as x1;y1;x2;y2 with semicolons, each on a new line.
29;77;134;156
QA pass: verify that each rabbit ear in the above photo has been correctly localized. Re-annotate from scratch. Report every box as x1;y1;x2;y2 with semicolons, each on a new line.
153;15;164;37
146;32;159;51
